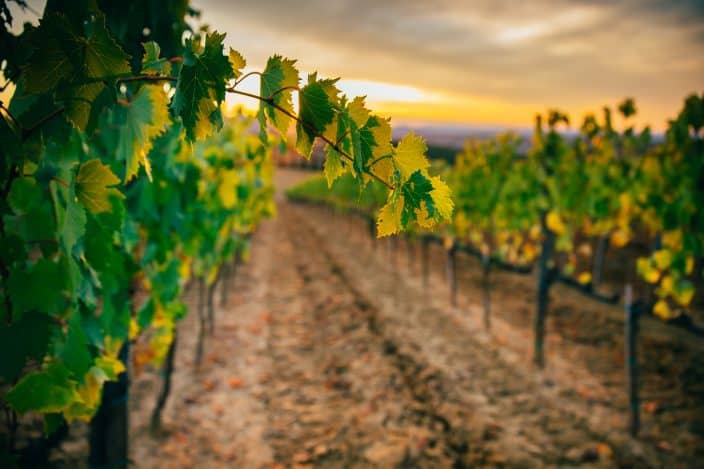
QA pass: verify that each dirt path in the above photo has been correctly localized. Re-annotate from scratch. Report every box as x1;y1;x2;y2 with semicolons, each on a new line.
123;168;700;468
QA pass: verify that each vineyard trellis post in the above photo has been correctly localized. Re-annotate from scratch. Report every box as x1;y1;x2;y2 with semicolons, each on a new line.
591;235;608;290
534;212;556;368
481;253;491;330
194;278;207;370
150;329;178;434
89;343;129;469
446;241;458;306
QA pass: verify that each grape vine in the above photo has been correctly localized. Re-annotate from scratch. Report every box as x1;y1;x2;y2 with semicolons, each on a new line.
0;0;452;461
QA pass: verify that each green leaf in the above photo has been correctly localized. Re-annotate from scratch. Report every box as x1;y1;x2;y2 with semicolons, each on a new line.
257;55;298;140
75;159;125;213
110;85;170;181
57;314;93;378
0;312;55;380
22;12;131;130
172;32;234;141
59;82;105;131
5;362;80;415
400;170;434;227
141;41;171;76
8;177;42;213
8;259;69;319
52;179;86;256
296;73;338;158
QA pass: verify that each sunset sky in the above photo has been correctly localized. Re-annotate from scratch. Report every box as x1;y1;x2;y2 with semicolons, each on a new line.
196;0;703;131
5;1;703;131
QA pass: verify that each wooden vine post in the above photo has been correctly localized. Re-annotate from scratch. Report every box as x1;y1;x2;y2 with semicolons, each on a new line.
534;212;556;368
481;252;492;330
150;330;178;434
89;342;129;469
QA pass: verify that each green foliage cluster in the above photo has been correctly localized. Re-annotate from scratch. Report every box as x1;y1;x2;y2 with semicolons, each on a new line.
0;0;452;439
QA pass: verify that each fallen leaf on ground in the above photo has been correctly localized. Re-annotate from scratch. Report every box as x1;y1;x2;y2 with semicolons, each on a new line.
203;379;217;391
228;377;245;389
644;401;659;414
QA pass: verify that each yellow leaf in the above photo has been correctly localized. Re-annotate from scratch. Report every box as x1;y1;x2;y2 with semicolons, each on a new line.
577;272;592;285
415;201;433;228
546;210;566;235
129;318;140;340
610;229;630;248
370;116;393;160
394;132;429;181
523;242;537;262
685;256;694;275
673;281;695;307
376;197;403;237
529;224;542;241
659;275;675;296
619;192;633;215
228;48;246;78
429;176;454;222
652;249;672;270
637;257;660;284
372;157;394;185
653;300;675;320
66;367;109;421
218;169;239;209
76;159;125;213
122;85;170;181
662;230;682;250
179;257;191;281
348;96;370;127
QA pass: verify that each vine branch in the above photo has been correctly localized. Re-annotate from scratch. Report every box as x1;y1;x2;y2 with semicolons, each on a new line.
13;72;396;190
227;87;394;190
233;71;262;87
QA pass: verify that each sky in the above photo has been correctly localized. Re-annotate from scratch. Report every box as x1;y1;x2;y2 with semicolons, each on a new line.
195;0;703;131
4;0;703;132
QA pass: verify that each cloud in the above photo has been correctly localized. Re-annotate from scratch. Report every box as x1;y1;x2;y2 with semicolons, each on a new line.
195;0;703;127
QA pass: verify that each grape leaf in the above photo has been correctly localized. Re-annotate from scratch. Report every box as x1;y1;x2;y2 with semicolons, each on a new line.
59;191;86;256
229;48;246;79
57;314;93;378
394;132;429;181
296;73;338;158
429;176;454;221
5;362;79;414
111;85;170;181
22;12;131;130
324;147;344;188
8;259;70;319
0;312;55;380
76;159;125;213
258;55;298;140
377;195;404;237
347;96;370;127
400;170;435;227
218;169;239;209
172;32;234;141
141;41;171;76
